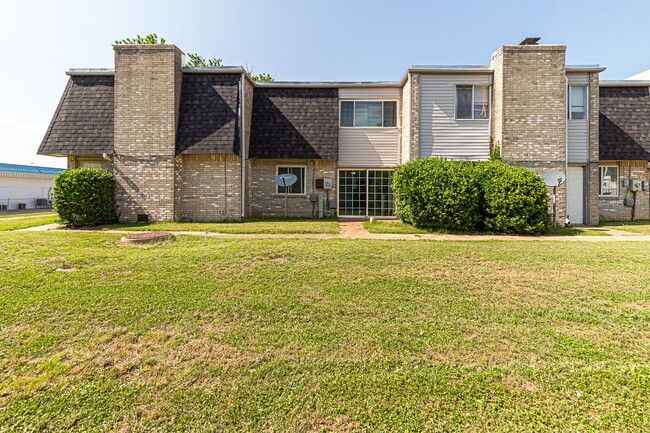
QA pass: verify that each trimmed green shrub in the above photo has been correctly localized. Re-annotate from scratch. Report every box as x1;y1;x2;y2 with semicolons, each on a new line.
392;158;552;234
53;168;117;227
476;161;552;234
393;158;481;232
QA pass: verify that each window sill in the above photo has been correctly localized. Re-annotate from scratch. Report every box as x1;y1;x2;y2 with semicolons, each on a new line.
599;195;620;200
273;194;308;198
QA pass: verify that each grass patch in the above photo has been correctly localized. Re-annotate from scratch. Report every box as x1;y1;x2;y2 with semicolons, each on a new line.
0;214;59;231
1;232;650;431
549;226;611;236
102;217;339;234
364;220;428;234
0;212;56;219
601;220;650;234
365;220;611;237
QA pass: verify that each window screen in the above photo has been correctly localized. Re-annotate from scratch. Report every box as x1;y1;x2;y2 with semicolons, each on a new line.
277;166;305;194
456;86;473;119
570;86;587;120
599;166;618;196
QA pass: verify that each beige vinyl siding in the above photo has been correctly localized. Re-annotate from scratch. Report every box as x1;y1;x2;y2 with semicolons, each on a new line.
338;128;400;167
339;88;401;100
567;73;589;163
568;119;588;162
419;74;491;160
567;73;589;85
338;87;400;168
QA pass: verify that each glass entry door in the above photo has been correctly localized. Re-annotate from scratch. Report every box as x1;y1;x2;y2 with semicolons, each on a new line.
338;170;394;217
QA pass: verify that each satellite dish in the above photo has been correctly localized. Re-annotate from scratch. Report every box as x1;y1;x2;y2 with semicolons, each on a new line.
274;173;297;188
542;170;565;187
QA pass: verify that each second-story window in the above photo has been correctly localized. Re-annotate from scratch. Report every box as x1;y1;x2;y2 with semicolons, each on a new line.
340;101;397;127
569;86;587;120
455;85;490;120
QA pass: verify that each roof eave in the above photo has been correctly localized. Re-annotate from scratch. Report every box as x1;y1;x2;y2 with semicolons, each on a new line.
600;80;650;87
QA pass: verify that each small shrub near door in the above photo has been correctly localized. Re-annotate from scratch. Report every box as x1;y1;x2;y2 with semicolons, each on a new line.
392;158;551;234
53;168;117;227
393;158;481;232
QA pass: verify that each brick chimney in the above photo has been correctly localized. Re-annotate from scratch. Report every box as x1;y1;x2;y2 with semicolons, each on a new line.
113;44;184;222
491;42;567;221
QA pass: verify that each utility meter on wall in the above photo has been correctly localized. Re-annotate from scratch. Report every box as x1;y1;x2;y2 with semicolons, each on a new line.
323;178;333;190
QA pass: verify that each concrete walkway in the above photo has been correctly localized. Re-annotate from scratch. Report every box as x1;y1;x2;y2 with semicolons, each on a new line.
16;221;650;242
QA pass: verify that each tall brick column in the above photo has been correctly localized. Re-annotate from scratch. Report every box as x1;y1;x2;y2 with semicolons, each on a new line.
491;45;568;223
113;44;183;222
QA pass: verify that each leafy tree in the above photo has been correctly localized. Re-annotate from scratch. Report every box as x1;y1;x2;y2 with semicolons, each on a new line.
115;33;166;45
113;34;275;81
251;72;275;82
186;53;223;68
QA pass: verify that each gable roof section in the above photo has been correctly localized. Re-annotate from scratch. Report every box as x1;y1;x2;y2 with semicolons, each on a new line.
176;73;241;154
249;88;338;159
599;86;650;160
38;76;114;156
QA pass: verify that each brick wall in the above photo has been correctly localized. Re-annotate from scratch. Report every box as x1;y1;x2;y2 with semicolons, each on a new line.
409;73;420;160
599;160;650;221
250;159;337;217
491;45;567;222
113;44;183;222
174;154;242;221
586;72;601;225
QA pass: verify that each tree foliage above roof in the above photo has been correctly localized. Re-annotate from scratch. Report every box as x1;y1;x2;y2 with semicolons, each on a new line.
114;33;166;45
113;34;275;81
186;53;223;68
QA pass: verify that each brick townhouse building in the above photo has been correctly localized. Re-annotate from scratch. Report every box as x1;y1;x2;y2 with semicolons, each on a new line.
38;38;650;224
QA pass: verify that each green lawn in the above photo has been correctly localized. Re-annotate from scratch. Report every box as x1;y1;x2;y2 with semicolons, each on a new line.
0;214;59;231
0;211;56;219
1;232;650;431
103;217;339;234
364;220;428;234
601;220;650;234
365;220;610;236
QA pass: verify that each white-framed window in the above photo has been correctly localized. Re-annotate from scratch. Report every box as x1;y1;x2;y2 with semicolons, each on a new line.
339;101;397;127
276;166;306;195
569;85;588;120
599;165;618;196
455;85;490;120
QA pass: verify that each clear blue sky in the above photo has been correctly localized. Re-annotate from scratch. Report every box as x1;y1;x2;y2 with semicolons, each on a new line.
2;0;650;168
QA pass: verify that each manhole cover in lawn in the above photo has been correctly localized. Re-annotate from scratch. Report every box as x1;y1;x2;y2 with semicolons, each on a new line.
120;232;173;244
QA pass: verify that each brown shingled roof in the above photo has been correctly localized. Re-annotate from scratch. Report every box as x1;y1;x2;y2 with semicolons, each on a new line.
38;76;114;156
249;88;338;160
599;86;650;160
176;73;241;155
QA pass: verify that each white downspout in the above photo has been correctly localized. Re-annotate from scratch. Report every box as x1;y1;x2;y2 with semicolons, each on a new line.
240;73;246;219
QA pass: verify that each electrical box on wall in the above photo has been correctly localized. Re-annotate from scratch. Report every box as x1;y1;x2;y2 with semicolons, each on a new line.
316;178;333;190
622;179;630;189
630;180;642;191
642;181;649;191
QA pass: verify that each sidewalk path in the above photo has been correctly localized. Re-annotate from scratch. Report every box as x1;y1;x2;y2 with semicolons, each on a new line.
15;221;650;242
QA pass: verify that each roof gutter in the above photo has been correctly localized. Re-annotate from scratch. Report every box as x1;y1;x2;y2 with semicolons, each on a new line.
600;80;650;87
